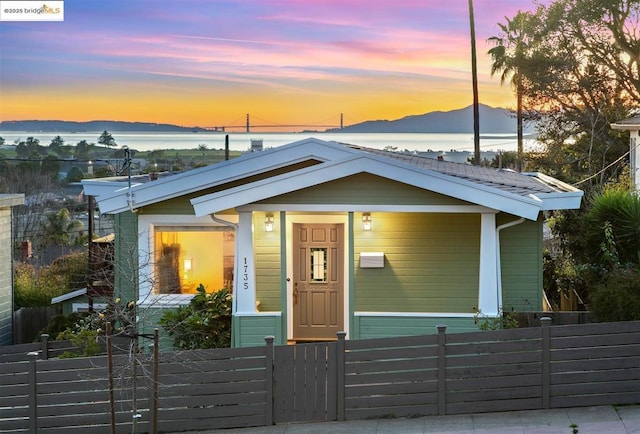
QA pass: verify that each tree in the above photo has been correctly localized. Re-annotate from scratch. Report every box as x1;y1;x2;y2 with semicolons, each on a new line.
49;135;72;158
49;135;64;154
40;207;84;247
509;0;636;190
98;130;116;148
198;144;207;164
66;166;85;183
493;0;639;318
15;137;44;159
41;155;61;181
488;11;539;172
74;139;93;159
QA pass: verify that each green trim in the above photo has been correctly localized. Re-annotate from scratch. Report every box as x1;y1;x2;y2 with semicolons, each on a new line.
279;211;287;343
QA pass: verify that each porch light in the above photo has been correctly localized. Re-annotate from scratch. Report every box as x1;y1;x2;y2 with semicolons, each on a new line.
265;213;274;232
362;213;372;231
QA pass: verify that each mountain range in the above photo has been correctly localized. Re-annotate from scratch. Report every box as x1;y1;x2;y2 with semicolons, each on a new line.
328;104;530;134
0;104;529;134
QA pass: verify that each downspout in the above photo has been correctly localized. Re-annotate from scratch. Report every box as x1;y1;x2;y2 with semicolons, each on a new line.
211;214;239;315
495;218;525;312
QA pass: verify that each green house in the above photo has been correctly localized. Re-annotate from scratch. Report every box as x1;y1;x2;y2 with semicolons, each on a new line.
83;138;583;347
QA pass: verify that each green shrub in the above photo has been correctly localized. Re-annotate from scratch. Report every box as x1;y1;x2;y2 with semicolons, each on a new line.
14;251;88;308
50;298;137;358
589;266;640;322
159;284;232;349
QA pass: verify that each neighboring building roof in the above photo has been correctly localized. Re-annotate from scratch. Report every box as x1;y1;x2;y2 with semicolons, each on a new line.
51;287;87;304
611;116;640;130
0;194;25;208
85;138;583;221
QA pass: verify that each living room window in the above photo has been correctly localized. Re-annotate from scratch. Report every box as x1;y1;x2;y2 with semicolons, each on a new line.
153;226;234;294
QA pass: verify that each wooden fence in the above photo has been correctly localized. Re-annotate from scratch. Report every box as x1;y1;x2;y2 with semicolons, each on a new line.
1;320;639;433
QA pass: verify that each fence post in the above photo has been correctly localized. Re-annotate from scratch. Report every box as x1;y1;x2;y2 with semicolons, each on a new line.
336;331;346;421
40;334;49;360
150;328;159;434
264;336;275;426
437;325;447;416
27;352;38;434
540;317;551;409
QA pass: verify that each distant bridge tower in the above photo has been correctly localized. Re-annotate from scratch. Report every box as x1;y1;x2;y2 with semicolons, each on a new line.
340;113;344;129
246;114;250;133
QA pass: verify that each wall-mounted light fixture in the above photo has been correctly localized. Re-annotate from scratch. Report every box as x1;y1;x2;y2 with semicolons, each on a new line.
362;212;372;231
265;213;274;232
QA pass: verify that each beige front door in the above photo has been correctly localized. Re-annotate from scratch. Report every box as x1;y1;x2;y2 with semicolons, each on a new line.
292;223;344;341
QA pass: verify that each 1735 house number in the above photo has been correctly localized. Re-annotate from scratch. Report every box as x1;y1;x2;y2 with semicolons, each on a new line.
243;257;249;290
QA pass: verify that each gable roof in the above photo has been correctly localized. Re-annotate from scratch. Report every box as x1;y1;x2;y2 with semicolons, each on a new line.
85;138;358;214
86;137;583;220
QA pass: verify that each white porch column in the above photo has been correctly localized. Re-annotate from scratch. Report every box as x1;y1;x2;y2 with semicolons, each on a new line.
235;211;256;313
478;213;499;316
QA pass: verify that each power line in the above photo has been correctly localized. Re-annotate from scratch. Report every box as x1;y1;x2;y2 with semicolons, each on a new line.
572;141;638;186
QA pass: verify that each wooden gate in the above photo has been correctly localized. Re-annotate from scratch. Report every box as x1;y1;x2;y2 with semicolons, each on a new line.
273;341;338;423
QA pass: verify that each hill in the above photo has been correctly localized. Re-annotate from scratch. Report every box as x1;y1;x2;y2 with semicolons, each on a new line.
1;105;532;134
0;120;208;133
328;104;531;134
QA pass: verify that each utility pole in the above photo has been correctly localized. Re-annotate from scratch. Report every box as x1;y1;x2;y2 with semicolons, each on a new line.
468;0;481;165
246;114;250;133
340;113;344;129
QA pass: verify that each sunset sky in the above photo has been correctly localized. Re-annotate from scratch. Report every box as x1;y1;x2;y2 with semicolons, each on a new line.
0;0;545;131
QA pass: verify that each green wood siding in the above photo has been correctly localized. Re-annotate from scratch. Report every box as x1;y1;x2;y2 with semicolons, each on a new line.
138;306;176;350
233;314;282;347
353;315;478;340
254;212;282;312
257;173;473;206
498;213;543;311
354;213;480;313
141;160;322;215
113;212;138;303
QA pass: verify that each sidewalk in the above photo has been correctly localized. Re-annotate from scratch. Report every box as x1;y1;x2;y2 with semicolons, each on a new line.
185;405;640;434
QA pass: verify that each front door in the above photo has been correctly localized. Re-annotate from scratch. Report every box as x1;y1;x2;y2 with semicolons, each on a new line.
292;223;344;341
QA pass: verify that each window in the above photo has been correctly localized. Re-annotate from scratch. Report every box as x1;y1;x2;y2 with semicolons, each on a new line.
154;226;234;294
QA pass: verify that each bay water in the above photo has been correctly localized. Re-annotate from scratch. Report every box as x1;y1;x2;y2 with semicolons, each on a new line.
0;131;538;154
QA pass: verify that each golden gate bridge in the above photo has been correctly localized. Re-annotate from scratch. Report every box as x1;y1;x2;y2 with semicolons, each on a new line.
204;113;345;132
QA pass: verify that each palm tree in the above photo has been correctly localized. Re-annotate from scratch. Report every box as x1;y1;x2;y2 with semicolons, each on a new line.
488;11;535;172
40;208;84;247
468;0;480;165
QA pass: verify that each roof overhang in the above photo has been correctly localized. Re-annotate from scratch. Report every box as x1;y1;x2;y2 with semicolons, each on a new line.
610;116;640;131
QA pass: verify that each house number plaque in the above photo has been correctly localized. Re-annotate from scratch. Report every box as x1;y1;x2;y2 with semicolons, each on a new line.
243;257;249;290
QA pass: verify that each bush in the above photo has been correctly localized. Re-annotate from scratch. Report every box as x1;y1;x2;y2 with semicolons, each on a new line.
159;284;232;349
589;266;640;322
14;250;88;308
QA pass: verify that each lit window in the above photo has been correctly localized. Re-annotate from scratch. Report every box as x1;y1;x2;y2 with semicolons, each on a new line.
154;227;235;294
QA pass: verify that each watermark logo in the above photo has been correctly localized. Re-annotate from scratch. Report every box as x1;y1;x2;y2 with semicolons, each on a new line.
1;1;64;21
